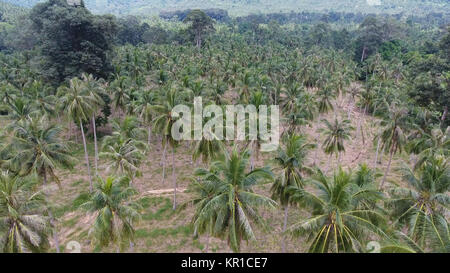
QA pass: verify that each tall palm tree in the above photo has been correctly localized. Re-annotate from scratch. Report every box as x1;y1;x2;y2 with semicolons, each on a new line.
288;168;387;253
58;78;97;192
134;89;158;147
81;176;141;252
271;134;315;252
81;73;106;175
190;147;276;252
152;88;183;209
0;172;51;253
379;102;409;189
320;118;354;171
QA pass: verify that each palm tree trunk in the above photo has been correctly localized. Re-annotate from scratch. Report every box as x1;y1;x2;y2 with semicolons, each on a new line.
68;120;72;140
281;205;289;253
147;126;152;147
380;148;394;190
172;146;177;210
92;115;98;175
80;118;93;192
374;138;381;168
205;234;210;253
326;155;332;173
43;172;60;253
250;142;255;171
313;116;322;166
162;143;167;183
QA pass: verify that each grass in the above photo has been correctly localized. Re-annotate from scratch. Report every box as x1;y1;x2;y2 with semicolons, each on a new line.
136;225;192;239
141;197;174;221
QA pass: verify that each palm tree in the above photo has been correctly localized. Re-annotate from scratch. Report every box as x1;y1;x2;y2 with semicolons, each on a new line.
110;76;131;117
81;176;141;252
0;172;51;253
152;88;183;209
100;138;146;185
387;156;450;251
81;73;106;175
6;97;37;123
320;118;354;171
58;78;97;192
271;134;315;252
288;168;387;253
190;147;276;252
408;126;449;170
379;102;409;189
313;85;336;165
105;116;147;145
134;89;158;147
3;118;75;187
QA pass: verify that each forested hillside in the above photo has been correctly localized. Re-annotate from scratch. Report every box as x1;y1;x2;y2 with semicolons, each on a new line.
4;0;450;16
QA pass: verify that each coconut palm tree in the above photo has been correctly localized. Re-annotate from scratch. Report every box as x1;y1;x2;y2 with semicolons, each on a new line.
0;172;51;253
134;89;158;147
3;118;75;187
379;102;409;189
408;126;449;170
271;134;315;252
288;168;387;253
152;88;183;209
58;77;97;192
6;97;37;123
320;118;354;171
100;138;146;185
81;73;106;175
386;155;450;251
190;147;276;252
110;76;131;118
80;176;141;252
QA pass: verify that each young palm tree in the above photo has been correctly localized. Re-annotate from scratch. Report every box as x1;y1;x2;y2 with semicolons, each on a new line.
0;172;51;253
271;134;315;252
320;118;354;171
387;155;450;251
379;102;409;189
81;176;141;252
58;78;97;192
288;168;387;253
190;147;276;252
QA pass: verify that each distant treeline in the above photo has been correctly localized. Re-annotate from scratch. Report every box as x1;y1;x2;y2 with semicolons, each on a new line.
235;11;450;27
159;8;450;27
160;8;230;22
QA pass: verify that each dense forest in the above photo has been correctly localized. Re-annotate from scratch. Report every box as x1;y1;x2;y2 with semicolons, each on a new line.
4;0;450;16
0;0;448;253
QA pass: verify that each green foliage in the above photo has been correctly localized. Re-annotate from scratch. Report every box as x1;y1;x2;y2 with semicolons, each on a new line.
29;0;117;83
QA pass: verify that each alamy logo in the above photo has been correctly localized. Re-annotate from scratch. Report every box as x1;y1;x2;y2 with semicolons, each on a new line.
171;97;280;152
